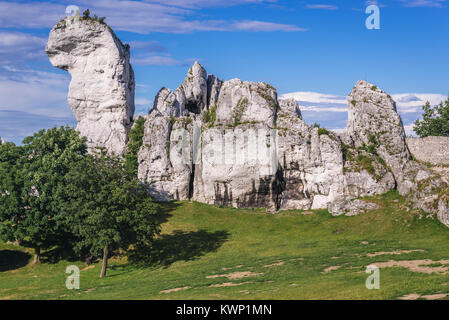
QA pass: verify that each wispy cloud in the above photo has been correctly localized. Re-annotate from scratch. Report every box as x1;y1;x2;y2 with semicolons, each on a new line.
0;0;304;34
132;55;182;66
230;20;306;32
0;110;76;144
0;66;71;118
365;1;386;7
281;90;447;134
305;4;338;10
0;31;47;64
400;0;447;7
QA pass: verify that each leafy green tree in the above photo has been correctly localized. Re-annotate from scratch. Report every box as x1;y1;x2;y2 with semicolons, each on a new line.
0;142;26;246
60;150;160;278
125;116;146;177
414;96;449;137
0;127;87;263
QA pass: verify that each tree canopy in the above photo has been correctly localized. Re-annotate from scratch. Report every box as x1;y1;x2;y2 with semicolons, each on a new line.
0;126;160;276
413;96;449;137
60;149;160;277
0;127;87;263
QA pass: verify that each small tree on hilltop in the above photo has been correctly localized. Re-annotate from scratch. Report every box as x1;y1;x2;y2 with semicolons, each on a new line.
60;150;161;278
413;95;449;137
83;9;90;19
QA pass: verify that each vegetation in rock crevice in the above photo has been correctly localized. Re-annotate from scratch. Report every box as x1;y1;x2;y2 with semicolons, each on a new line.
125;116;146;177
232;98;248;127
202;105;217;128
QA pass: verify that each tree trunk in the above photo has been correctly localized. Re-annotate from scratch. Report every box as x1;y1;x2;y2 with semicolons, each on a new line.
33;246;40;264
100;245;109;278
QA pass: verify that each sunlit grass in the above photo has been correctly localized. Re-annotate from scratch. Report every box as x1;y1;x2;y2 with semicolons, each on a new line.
1;191;449;300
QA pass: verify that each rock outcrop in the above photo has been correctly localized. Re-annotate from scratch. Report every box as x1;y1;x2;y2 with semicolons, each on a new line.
46;17;135;155
407;136;449;165
137;64;403;216
345;81;449;226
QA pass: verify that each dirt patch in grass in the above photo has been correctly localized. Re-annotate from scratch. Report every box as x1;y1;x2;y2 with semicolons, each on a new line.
263;261;284;268
373;259;449;274
399;292;449;300
209;282;251;288
160;286;191;294
399;293;420;300
206;271;263;280
322;266;341;273
367;249;424;257
82;265;95;271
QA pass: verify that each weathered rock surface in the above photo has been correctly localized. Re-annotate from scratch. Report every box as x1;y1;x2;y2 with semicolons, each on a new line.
346;81;449;226
46;17;135;155
347;81;413;195
407;136;449;165
138;64;401;215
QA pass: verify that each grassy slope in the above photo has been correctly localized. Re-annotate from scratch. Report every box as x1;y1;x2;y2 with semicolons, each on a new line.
1;191;449;300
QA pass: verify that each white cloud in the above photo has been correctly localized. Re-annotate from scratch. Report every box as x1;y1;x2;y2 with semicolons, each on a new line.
403;123;417;136
0;31;47;63
132;55;182;66
230;20;306;32
281;91;347;105
305;4;338;10
400;0;447;7
299;105;348;112
392;93;447;106
135;98;152;106
281;90;446;134
0;0;304;34
365;1;386;7
0;67;71;118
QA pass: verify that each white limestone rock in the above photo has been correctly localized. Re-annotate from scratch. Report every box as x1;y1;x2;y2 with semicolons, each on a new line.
215;80;277;127
347;81;412;194
46;17;135;155
181;62;208;115
207;75;223;108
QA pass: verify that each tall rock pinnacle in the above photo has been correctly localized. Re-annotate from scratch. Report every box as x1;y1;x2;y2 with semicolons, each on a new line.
46;17;135;155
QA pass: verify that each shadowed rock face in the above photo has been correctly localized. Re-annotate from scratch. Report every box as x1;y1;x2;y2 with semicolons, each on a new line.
46;17;135;155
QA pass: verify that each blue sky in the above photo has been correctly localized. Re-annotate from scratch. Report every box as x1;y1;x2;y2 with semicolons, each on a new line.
0;0;448;143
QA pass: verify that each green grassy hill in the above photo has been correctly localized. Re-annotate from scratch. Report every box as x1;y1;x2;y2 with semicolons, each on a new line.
1;191;449;300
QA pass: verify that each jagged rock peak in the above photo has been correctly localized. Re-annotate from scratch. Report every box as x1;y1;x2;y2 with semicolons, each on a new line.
346;80;412;194
46;17;135;155
181;61;208;114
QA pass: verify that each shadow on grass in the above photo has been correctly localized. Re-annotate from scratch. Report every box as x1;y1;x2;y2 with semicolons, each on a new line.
152;201;179;225
128;229;230;268
40;246;79;264
0;250;31;272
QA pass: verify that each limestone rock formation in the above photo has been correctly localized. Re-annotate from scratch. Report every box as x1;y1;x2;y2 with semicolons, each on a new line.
46;17;135;155
42;14;449;228
346;81;449;226
347;81;413;195
407;136;449;165
138;64;399;215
